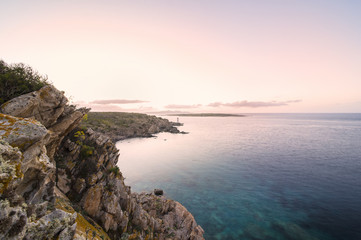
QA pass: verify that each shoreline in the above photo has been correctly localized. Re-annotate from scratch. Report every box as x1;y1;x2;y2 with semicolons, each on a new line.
80;112;186;142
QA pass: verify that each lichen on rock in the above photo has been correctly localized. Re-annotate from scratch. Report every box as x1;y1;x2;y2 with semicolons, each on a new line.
0;85;67;128
0;138;23;195
0;113;48;151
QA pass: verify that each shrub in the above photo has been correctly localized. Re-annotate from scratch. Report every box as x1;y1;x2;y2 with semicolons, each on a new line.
80;144;95;160
0;60;49;105
108;166;120;175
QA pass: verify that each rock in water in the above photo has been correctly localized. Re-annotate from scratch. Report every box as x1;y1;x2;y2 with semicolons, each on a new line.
154;189;164;196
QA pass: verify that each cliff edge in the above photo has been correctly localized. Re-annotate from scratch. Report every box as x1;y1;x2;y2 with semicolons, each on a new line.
0;85;204;239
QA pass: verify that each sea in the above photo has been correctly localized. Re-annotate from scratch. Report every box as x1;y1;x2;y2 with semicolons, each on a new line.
116;113;361;240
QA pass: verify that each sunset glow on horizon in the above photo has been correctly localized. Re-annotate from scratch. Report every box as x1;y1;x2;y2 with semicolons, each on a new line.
1;0;360;113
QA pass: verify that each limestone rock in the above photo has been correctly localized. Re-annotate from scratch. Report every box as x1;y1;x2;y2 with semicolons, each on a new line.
0;139;23;195
73;178;86;194
0;136;76;240
0;86;89;161
57;128;205;240
57;168;71;194
46;106;89;160
0;199;28;239
25;209;76;240
0;85;67;128
134;192;205;240
82;185;103;217
0;113;48;150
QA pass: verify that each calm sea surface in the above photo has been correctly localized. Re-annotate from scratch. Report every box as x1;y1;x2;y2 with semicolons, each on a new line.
116;113;361;240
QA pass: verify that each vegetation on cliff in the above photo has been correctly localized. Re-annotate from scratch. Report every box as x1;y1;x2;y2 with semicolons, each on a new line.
0;60;49;105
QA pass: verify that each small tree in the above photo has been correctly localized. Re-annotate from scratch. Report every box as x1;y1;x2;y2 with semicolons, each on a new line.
0;60;49;104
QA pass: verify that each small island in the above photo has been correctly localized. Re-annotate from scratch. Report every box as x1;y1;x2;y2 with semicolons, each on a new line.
169;113;246;117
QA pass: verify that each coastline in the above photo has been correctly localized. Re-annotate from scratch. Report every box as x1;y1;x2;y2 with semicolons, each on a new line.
80;112;185;142
0;85;204;239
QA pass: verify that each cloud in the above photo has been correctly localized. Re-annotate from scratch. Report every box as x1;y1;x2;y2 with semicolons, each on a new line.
285;100;302;104
75;102;125;111
90;99;148;104
208;100;302;108
164;104;202;109
74;101;156;112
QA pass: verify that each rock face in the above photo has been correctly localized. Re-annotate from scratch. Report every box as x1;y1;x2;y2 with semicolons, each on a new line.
57;127;204;239
0;124;76;239
0;113;48;150
0;85;204;240
0;85;67;128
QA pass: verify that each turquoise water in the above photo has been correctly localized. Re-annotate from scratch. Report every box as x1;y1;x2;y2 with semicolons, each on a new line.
116;114;361;240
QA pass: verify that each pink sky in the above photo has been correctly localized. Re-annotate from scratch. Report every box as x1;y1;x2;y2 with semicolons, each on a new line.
1;1;360;113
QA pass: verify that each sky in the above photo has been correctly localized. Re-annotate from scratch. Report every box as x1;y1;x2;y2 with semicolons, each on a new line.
1;0;360;113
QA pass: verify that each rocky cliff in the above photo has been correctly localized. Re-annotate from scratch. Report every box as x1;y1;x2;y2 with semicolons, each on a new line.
0;85;204;239
80;112;183;143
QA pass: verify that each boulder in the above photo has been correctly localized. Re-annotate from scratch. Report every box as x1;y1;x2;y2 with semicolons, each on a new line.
81;185;103;217
0;85;67;128
154;188;164;196
0;113;48;151
24;209;76;240
0;138;23;195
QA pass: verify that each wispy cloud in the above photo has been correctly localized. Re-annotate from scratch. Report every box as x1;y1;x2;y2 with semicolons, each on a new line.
208;100;302;108
75;102;125;111
74;101;156;112
90;99;148;104
164;104;202;109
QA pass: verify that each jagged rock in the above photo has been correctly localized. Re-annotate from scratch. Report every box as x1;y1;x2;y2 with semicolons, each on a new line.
46;106;89;160
0;136;77;240
0;86;89;161
24;209;76;240
0;199;28;239
0;85;67;128
135;193;205;240
0;113;48;151
73;178;86;194
57;168;71;194
82;185;103;217
0;88;85;240
55;196;112;240
57;128;204;240
0;139;23;195
58;221;77;240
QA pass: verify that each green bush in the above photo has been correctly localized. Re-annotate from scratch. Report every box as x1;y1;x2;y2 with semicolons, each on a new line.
80;144;95;160
108;166;120;175
0;60;49;105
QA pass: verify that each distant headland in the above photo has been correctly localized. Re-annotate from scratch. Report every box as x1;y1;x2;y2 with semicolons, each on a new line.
169;113;246;117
